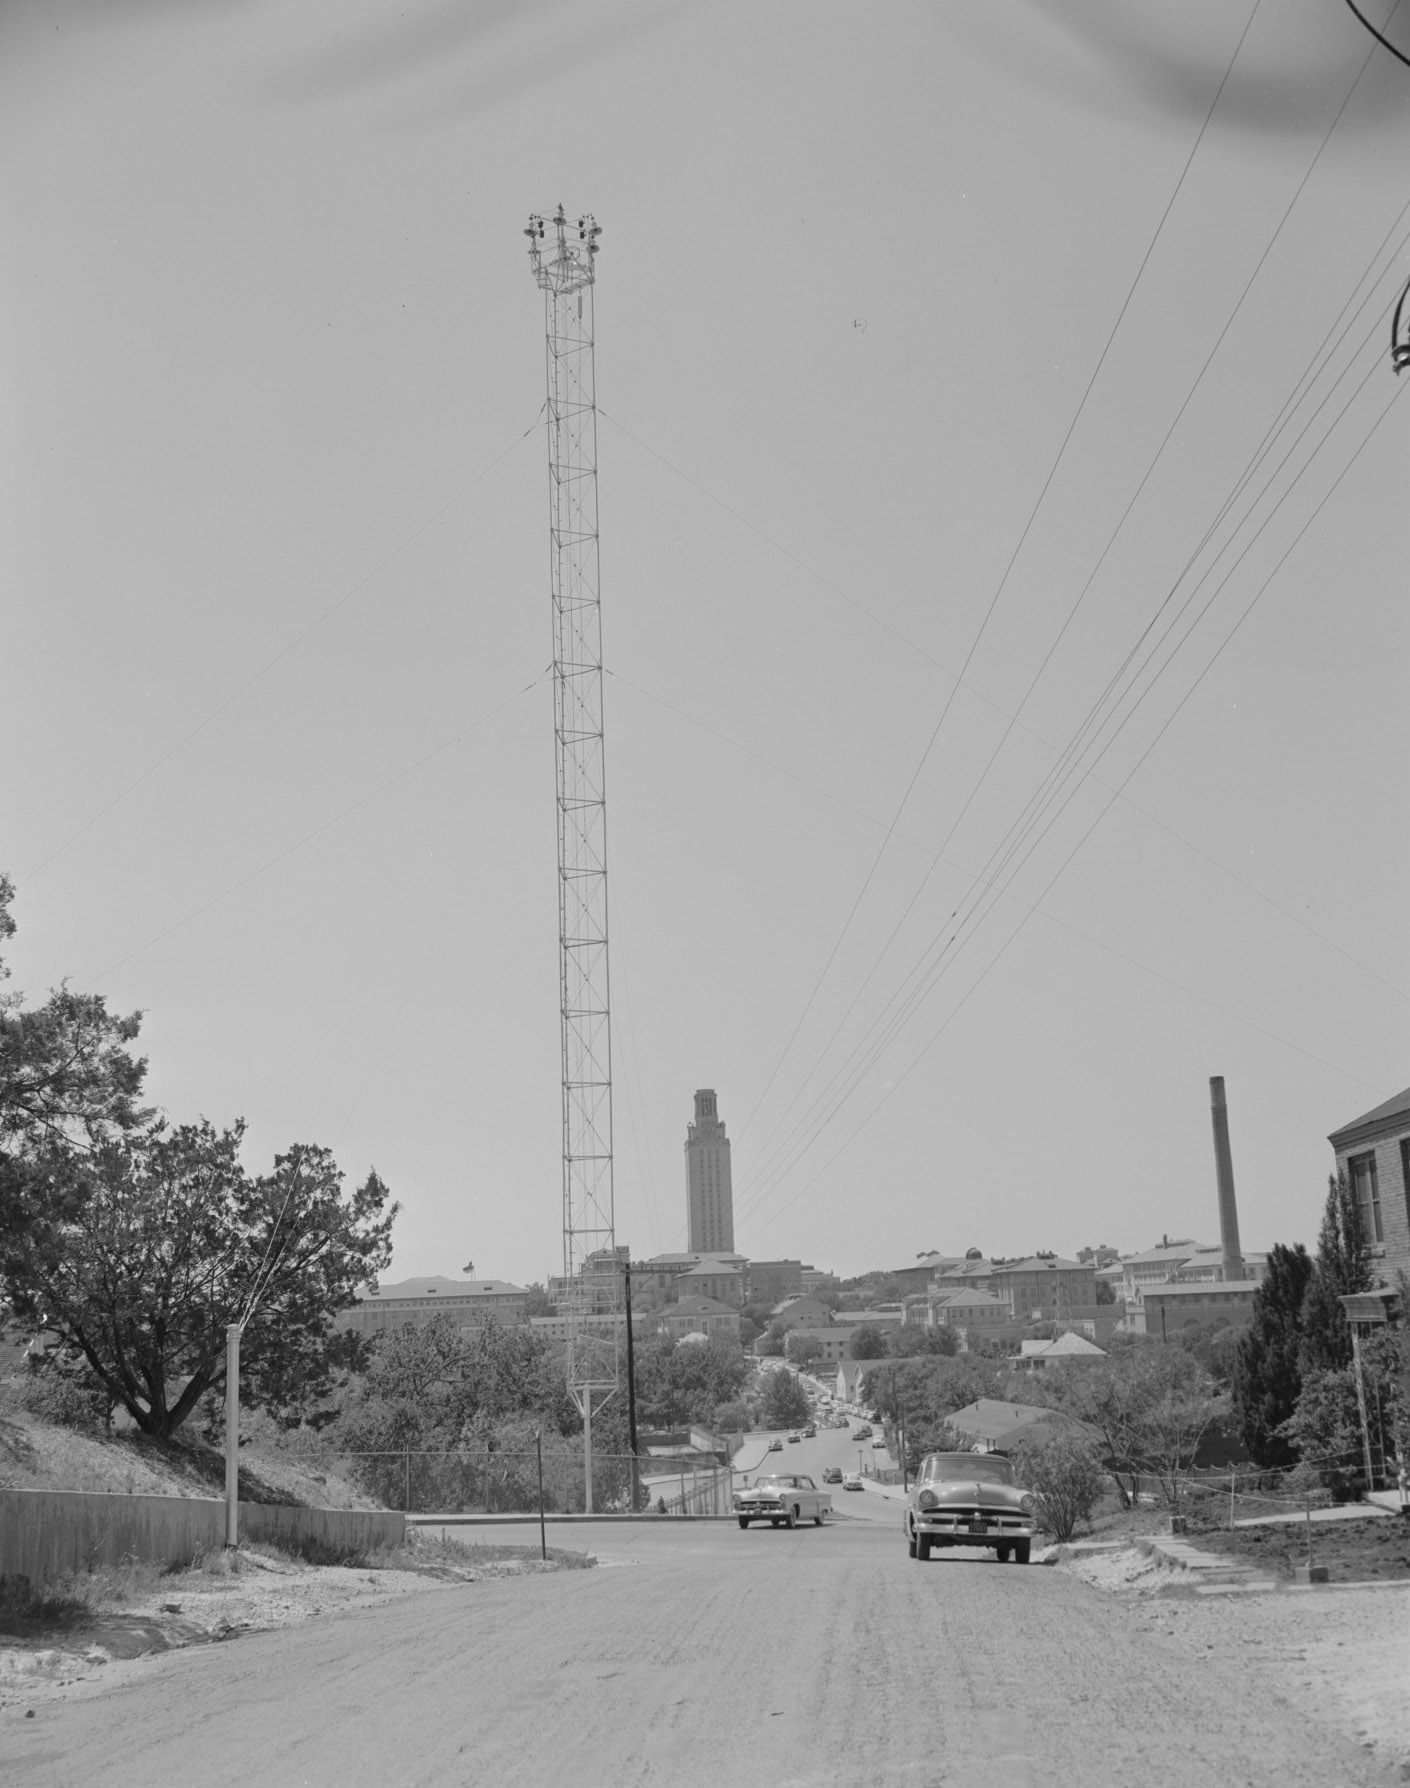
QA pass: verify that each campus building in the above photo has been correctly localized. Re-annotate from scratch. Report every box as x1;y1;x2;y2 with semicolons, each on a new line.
685;1088;735;1254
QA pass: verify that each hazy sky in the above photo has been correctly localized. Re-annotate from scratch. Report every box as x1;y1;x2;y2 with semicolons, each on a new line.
4;0;1408;1288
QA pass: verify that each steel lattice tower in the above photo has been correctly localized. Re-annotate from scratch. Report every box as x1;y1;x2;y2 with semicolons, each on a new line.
525;207;618;1500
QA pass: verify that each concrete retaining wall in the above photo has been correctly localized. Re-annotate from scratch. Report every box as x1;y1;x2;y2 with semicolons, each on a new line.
0;1489;405;1583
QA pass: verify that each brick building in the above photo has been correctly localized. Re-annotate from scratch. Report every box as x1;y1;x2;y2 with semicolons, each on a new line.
1329;1084;1410;1287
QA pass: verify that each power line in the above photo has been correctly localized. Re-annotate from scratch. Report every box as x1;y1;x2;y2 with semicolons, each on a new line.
727;0;1266;1152
735;200;1410;1215
739;367;1405;1228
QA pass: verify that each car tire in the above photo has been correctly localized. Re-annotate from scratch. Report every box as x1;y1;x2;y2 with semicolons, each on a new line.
738;1517;750;1530
1014;1539;1031;1564
907;1528;917;1558
814;1512;824;1526
785;1507;798;1529
995;1545;1010;1563
916;1533;931;1562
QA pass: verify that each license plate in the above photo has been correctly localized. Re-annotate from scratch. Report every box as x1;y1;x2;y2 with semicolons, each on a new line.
967;1522;989;1534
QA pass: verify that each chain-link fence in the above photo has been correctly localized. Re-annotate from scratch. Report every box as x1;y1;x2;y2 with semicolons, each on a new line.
309;1449;737;1516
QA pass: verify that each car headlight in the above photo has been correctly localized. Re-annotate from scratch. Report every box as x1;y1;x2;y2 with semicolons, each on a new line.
1020;1493;1036;1516
918;1489;937;1510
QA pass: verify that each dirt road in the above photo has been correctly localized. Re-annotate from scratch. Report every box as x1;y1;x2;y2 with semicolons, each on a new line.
1;1518;1403;1788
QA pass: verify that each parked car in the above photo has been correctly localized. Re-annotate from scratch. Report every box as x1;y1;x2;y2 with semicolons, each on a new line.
903;1452;1036;1564
787;1432;801;1444
853;1425;872;1440
871;1437;887;1449
842;1473;864;1491
734;1474;832;1529
768;1437;784;1451
802;1423;817;1438
821;1466;843;1484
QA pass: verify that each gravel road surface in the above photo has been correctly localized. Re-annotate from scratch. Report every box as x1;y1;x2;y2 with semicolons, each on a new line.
1;1516;1402;1788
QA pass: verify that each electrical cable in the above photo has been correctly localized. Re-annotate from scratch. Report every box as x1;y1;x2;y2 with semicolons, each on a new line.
725;0;1267;1153
736;287;1401;1218
737;73;1410;1200
1344;0;1410;68
740;370;1406;1232
735;190;1410;1213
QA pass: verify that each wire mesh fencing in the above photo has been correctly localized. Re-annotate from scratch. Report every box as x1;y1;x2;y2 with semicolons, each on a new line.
310;1449;737;1516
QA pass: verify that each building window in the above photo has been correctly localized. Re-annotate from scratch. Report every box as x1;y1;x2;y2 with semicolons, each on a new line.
1349;1152;1384;1245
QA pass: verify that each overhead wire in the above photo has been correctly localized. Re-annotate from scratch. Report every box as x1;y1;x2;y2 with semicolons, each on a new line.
721;0;1267;1154
733;110;1410;1216
732;248;1401;1230
739;350;1406;1229
746;369;1406;1239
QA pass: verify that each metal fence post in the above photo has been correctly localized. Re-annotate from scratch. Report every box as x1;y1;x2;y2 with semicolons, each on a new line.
224;1323;240;1548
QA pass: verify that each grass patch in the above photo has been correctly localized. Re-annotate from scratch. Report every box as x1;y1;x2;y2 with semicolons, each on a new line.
381;1530;595;1574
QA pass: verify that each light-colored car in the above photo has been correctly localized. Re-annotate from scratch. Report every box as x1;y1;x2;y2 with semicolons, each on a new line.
842;1472;864;1491
904;1452;1036;1564
871;1437;887;1449
768;1437;784;1452
734;1474;832;1529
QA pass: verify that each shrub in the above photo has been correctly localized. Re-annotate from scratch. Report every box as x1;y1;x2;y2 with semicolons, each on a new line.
1013;1433;1105;1542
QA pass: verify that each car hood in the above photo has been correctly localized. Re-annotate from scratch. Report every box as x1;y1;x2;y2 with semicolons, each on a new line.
911;1479;1024;1510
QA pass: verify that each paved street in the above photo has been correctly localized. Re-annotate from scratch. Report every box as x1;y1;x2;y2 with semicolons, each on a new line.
1;1516;1401;1788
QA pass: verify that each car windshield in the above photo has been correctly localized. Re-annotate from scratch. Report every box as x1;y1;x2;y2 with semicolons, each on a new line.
755;1476;805;1490
919;1453;1016;1486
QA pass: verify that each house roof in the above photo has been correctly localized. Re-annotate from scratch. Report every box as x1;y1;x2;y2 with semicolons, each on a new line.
930;1290;1008;1310
1329;1084;1410;1146
993;1256;1086;1274
1142;1281;1260;1298
671;1295;737;1316
1019;1332;1107;1358
945;1398;1101;1447
358;1276;525;1301
679;1261;742;1279
1122;1242;1209;1266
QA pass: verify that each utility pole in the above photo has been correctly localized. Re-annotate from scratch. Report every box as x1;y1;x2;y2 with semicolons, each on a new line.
624;1258;641;1510
525;207;618;1510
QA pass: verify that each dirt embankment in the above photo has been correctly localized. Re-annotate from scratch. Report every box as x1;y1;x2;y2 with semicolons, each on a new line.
1060;1544;1410;1769
0;1534;595;1713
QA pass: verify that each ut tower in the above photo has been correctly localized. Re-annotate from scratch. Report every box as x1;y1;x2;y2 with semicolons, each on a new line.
685;1089;734;1254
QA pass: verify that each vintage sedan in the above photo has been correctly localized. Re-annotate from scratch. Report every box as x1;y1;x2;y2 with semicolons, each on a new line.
734;1474;832;1529
903;1452;1036;1564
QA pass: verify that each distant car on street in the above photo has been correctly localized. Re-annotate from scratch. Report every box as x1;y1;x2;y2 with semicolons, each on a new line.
871;1437;887;1448
768;1438;784;1451
787;1432;801;1443
904;1452;1036;1564
802;1423;817;1438
734;1474;832;1529
853;1425;872;1440
842;1473;864;1491
821;1466;843;1484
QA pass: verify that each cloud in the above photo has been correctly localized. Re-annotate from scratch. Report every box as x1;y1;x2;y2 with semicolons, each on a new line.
937;0;1410;136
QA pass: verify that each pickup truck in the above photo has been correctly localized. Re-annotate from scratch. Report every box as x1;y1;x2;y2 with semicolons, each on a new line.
734;1474;832;1529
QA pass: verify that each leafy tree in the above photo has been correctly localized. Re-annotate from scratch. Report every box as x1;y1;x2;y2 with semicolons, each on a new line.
885;1324;959;1359
1299;1173;1373;1376
0;874;149;1159
0;1118;396;1438
1231;1242;1313;1466
630;1333;748;1429
1277;1369;1363;1498
786;1332;824;1367
1012;1433;1105;1541
850;1323;887;1360
1095;1280;1116;1306
1047;1338;1217;1507
757;1322;787;1357
758;1365;810;1429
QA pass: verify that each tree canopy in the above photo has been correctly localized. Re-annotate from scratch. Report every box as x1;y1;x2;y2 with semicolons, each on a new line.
1232;1242;1313;1467
0;1117;396;1437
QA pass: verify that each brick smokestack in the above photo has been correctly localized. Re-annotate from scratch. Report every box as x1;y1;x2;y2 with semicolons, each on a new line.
1209;1076;1245;1282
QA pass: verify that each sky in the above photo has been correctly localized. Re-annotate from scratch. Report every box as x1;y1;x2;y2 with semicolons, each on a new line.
3;0;1408;1289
